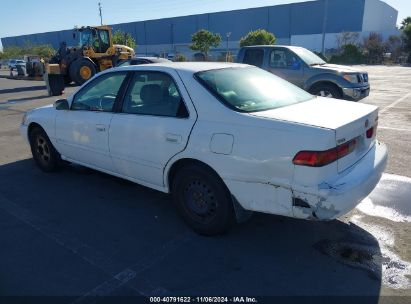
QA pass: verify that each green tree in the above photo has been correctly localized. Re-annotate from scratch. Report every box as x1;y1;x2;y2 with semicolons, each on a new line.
330;44;364;64
402;24;411;63
112;30;137;50
239;29;276;47
174;54;186;62
384;35;403;62
400;17;411;30
363;32;385;64
0;43;55;59
190;29;221;60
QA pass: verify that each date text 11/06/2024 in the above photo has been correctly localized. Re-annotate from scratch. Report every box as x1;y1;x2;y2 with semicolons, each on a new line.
149;297;258;303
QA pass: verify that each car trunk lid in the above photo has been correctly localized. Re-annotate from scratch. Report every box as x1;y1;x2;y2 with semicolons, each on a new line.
250;97;379;172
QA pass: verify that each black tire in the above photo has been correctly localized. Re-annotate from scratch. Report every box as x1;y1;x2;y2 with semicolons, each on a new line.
172;164;235;236
310;83;342;99
29;127;61;172
69;59;96;85
48;74;64;96
64;75;72;85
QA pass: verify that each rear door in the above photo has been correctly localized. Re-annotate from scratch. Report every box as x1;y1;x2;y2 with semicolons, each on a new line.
109;69;197;188
242;48;265;68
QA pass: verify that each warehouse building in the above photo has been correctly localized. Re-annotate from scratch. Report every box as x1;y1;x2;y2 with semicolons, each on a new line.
1;0;398;59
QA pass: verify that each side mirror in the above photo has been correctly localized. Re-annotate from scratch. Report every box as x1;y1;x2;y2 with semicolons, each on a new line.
54;99;69;110
72;32;76;40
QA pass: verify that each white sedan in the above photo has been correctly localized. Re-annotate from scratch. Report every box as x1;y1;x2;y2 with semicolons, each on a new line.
21;62;387;235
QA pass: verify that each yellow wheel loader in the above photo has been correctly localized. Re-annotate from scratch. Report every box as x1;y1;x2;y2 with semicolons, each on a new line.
45;25;135;96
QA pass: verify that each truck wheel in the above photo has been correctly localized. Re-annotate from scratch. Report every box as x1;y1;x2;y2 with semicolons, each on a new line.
64;75;72;85
310;83;342;99
29;127;61;172
47;74;64;96
172;164;235;236
69;59;96;85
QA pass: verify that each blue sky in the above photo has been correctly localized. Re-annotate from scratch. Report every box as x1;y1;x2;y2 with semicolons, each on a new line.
0;0;409;50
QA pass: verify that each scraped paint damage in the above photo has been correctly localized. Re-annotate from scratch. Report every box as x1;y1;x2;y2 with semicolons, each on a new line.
292;190;340;220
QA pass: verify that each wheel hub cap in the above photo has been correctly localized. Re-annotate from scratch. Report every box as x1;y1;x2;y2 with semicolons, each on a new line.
184;180;217;221
318;90;333;98
79;66;92;80
36;136;50;163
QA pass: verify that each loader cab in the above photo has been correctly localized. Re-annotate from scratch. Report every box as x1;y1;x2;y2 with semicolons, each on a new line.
76;27;111;54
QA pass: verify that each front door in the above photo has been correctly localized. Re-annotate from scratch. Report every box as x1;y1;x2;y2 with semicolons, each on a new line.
109;70;196;188
54;71;128;172
268;48;304;87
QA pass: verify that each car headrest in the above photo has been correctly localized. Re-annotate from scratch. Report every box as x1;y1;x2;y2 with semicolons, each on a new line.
140;84;163;104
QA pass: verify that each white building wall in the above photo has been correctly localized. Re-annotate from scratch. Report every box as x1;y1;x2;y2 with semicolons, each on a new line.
362;0;398;32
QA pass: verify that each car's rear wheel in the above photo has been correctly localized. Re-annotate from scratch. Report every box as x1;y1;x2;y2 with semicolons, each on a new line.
172;164;235;236
310;83;342;99
29;127;61;172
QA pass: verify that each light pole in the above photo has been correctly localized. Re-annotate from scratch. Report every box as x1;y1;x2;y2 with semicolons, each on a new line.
321;0;328;56
98;2;103;26
226;32;231;62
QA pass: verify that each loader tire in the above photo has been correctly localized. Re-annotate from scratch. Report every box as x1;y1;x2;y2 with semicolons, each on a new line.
69;59;96;85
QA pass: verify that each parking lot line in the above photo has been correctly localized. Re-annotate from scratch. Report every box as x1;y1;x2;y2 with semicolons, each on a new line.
379;92;411;114
379;126;411;132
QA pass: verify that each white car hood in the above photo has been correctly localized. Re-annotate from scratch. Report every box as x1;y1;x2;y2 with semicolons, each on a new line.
250;97;377;130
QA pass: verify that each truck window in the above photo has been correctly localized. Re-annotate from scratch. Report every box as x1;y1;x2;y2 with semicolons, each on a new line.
270;49;299;69
243;49;264;67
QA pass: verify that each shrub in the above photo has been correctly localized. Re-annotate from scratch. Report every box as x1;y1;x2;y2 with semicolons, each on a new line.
174;54;186;62
239;29;276;47
329;44;364;64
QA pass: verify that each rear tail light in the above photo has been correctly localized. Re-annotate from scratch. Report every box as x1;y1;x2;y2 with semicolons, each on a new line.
367;121;378;138
293;138;357;167
366;127;374;138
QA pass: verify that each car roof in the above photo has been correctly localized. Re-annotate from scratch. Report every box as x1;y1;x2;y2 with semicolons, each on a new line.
241;45;305;50
115;62;249;74
133;57;171;63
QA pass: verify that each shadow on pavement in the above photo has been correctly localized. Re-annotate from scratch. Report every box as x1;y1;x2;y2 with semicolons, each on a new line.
0;85;46;94
0;159;382;299
5;94;50;104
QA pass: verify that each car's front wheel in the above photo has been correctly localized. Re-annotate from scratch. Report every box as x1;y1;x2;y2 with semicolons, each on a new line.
29;127;61;172
310;83;342;99
172;164;235;236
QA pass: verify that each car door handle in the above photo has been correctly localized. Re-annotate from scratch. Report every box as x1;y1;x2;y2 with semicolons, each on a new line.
165;133;182;143
96;124;106;132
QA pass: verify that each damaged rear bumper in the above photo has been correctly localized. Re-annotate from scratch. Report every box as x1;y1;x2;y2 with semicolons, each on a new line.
292;141;388;220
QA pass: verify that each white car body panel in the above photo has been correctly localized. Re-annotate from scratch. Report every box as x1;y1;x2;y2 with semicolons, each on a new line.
108;68;197;188
55;111;115;172
21;62;388;221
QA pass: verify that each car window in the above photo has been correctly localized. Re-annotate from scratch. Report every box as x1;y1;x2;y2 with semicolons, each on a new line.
98;30;110;52
136;59;149;64
269;49;300;69
122;72;188;118
195;67;312;113
118;60;131;67
243;49;264;67
71;72;127;112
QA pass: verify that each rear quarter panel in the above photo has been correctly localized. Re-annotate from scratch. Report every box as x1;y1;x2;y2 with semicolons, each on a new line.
167;71;336;215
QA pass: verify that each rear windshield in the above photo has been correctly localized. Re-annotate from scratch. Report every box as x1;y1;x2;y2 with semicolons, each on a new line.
195;67;313;112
